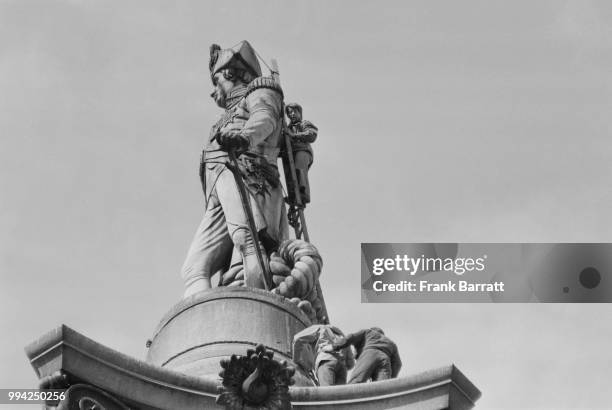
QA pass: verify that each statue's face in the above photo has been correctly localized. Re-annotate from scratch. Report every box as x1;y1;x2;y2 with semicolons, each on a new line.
210;72;235;108
286;107;301;123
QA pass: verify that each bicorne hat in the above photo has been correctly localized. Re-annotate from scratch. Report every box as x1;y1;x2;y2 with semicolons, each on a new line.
209;40;262;81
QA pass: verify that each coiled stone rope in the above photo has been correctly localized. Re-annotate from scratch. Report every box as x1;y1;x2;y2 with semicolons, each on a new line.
220;239;324;323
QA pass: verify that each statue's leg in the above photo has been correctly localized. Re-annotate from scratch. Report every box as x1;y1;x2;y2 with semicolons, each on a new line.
215;169;269;289
181;189;233;298
230;227;268;288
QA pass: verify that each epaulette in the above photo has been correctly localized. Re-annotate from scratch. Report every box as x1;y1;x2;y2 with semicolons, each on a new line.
245;76;284;98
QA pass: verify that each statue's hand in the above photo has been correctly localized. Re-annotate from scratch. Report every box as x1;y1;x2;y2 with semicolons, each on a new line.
216;130;249;154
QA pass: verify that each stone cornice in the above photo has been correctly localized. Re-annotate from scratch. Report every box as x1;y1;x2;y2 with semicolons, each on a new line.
26;325;219;409
25;325;481;409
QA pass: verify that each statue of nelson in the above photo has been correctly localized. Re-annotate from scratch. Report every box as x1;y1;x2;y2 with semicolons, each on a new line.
181;41;288;297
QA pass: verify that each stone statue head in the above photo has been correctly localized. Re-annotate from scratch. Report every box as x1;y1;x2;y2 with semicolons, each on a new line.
209;41;262;108
285;103;302;124
210;68;249;108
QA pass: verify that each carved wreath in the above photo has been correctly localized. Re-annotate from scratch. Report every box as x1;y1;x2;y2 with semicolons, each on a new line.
216;344;295;410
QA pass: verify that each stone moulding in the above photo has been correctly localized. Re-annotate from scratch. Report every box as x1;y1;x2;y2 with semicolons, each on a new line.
290;365;480;409
25;324;481;409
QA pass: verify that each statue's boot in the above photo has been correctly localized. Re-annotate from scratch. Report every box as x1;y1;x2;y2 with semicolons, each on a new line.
232;227;268;289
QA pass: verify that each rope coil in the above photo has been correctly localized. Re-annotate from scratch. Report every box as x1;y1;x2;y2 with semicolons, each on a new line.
221;239;324;323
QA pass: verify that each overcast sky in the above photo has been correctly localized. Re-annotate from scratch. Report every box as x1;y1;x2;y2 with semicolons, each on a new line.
2;1;612;409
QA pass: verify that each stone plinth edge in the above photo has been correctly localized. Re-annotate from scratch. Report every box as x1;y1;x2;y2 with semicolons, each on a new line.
152;287;311;339
25;325;481;409
291;365;481;408
25;325;220;410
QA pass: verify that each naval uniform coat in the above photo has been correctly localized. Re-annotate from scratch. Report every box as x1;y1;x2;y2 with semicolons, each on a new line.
181;77;289;289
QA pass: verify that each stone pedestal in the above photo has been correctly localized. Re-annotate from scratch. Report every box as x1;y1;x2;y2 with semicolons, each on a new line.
25;325;481;409
146;287;314;386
